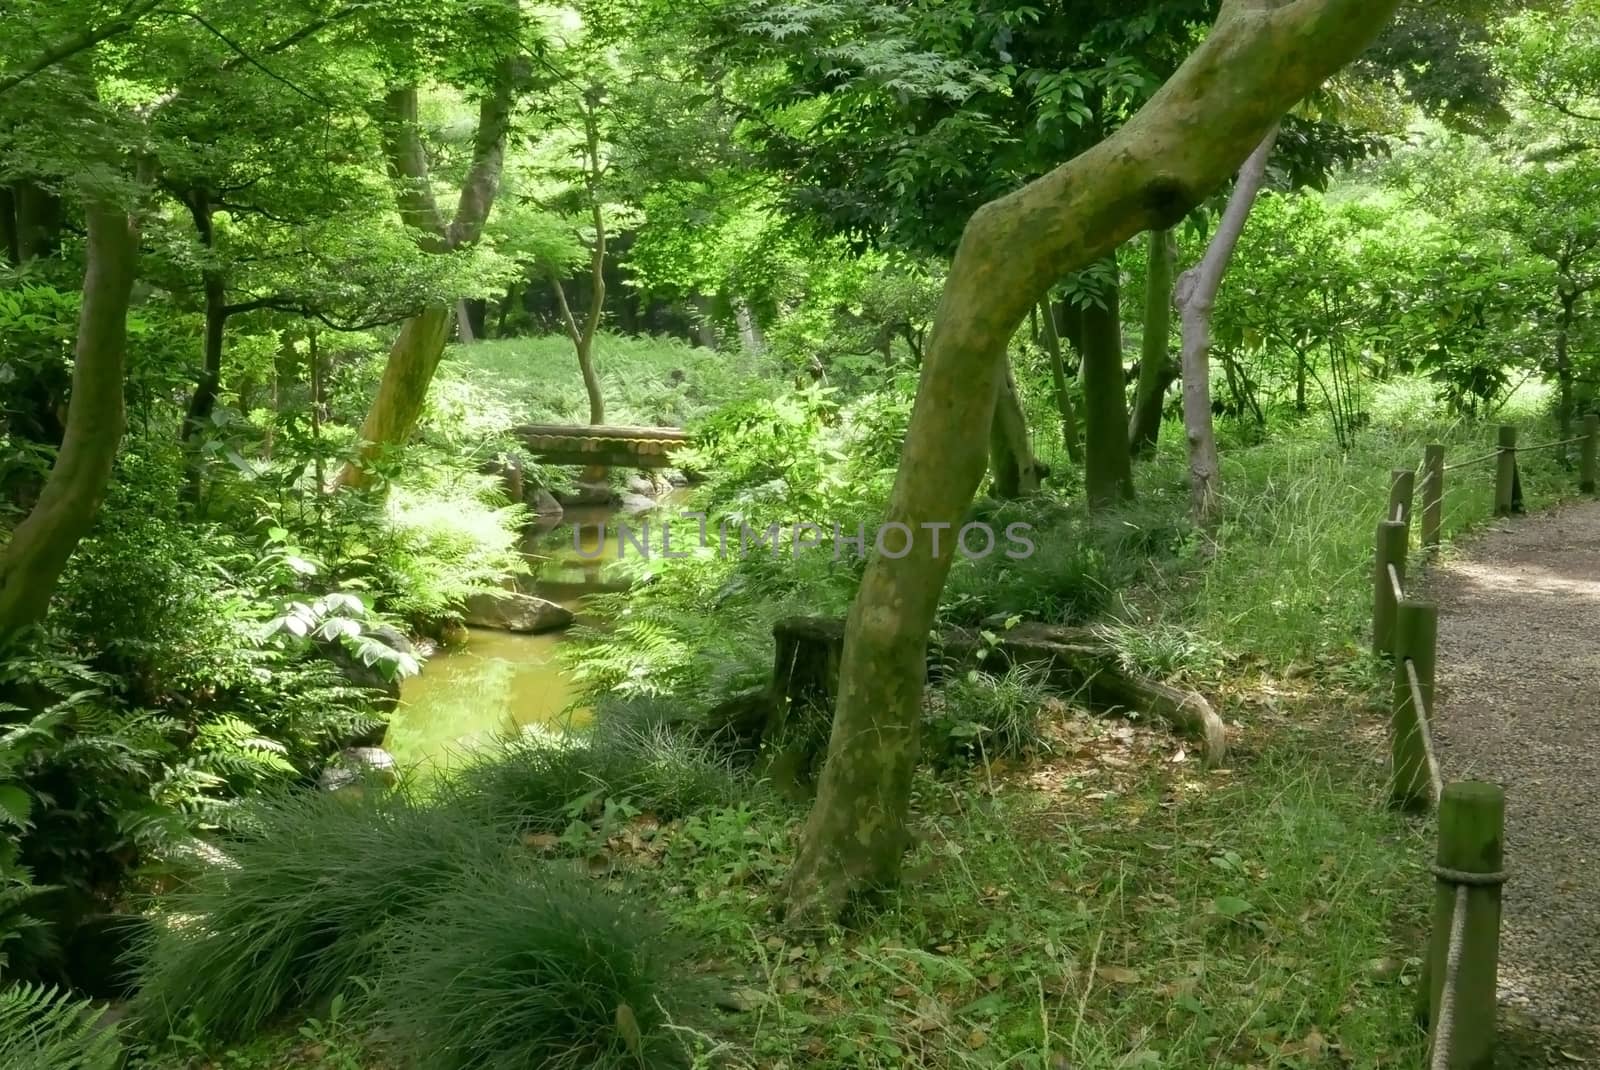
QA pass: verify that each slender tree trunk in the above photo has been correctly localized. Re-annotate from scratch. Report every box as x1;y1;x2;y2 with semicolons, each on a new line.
988;356;1041;498
496;282;519;336
180;190;226;504
456;298;478;343
1079;258;1134;508
0;202;139;643
1177;124;1279;527
13;180;62;261
0;186;18;265
735;299;766;354
1556;288;1576;441
550;89;609;427
337;49;518;488
1038;300;1083;464
1294;350;1307;413
1128;228;1177;455
781;0;1398;928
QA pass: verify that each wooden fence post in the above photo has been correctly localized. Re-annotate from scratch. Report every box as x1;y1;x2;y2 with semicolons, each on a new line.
1389;467;1416;524
1372;520;1408;656
1422;444;1445;549
1582;413;1598;494
1390;600;1437;812
1424;781;1505;1069
1494;426;1517;517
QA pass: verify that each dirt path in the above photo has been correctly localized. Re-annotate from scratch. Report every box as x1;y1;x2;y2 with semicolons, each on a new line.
1427;500;1600;1063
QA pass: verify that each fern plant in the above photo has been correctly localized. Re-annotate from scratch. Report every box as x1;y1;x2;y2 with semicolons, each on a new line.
0;983;120;1070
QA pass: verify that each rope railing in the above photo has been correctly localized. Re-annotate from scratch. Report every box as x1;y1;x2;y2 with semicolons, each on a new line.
1440;450;1499;473
1370;426;1569;1068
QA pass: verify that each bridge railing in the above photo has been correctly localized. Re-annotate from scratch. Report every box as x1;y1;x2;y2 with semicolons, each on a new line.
1368;414;1599;1068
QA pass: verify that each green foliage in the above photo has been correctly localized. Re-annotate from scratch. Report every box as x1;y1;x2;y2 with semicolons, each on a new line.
927;664;1052;764
442;700;747;836
0;983;120;1070
131;787;509;1041
371;862;693;1070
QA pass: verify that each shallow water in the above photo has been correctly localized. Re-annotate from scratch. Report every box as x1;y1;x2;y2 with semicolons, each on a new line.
389;489;691;769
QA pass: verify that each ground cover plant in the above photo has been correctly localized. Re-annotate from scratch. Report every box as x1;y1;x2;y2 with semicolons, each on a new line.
8;0;1600;1066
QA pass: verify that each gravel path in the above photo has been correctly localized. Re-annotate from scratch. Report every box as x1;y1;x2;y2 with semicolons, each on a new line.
1427;500;1600;1063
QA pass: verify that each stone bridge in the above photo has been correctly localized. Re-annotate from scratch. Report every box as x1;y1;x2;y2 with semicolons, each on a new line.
511;423;691;469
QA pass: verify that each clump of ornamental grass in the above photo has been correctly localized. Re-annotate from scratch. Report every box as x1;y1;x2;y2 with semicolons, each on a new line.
926;663;1054;763
370;860;694;1070
441;705;748;834
130;784;510;1041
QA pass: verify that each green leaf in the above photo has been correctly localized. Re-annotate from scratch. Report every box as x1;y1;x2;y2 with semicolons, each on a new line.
0;785;32;828
1212;895;1255;918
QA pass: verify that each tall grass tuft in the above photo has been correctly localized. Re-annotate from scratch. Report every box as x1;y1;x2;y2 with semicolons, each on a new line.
131;786;510;1041
372;861;694;1070
443;705;748;833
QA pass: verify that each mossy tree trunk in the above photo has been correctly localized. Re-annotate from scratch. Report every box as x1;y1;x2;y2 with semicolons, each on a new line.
1079;257;1134;508
1178;124;1279;526
0;201;139;643
988;356;1042;498
781;0;1402;929
337;52;519;488
1128;228;1177;456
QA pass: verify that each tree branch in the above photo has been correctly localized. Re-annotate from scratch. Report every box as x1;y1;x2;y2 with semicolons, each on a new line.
0;0;164;96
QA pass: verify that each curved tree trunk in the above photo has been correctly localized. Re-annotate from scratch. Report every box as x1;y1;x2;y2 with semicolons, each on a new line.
1038;300;1083;465
337;51;518;489
0;202;139;643
1079;259;1134;508
988;356;1041;498
1128;228;1177;455
1178;124;1279;526
781;0;1401;929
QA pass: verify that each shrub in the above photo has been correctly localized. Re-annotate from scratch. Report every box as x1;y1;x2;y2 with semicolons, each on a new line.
372;861;694;1070
0;983;120;1070
443;709;746;835
926;664;1053;763
130;787;509;1040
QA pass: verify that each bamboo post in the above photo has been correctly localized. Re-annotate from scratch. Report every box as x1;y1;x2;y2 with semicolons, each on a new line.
1422;444;1445;549
1389;467;1416;524
1423;781;1505;1069
1494;426;1517;517
1390;600;1437;812
1372;520;1408;656
1582;413;1598;494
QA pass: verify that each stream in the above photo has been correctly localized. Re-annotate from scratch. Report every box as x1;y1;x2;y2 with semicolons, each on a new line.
388;492;686;769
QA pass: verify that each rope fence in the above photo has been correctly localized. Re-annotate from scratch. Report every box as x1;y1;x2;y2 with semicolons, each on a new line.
1365;415;1600;1066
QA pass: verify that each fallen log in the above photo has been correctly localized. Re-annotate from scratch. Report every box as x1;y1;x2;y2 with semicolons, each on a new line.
708;616;1226;768
938;622;1227;766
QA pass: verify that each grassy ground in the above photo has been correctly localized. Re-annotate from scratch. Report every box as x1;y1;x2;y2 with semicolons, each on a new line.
424;332;768;441
138;376;1584;1069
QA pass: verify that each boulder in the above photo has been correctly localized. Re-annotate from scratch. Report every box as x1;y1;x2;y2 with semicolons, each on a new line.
319;746;398;792
619;492;656;516
529;486;565;525
461;591;574;634
555;481;615;507
315;623;415;714
624;474;655;497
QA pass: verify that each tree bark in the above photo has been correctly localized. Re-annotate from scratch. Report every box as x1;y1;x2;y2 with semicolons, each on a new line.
1556;286;1576;441
337;51;519;488
13;180;63;261
781;0;1401;928
987;356;1041;498
1128;228;1178;455
1038;300;1083;464
551;273;606;425
1177;124;1279;526
0;186;18;265
1079;259;1135;508
0;202;139;643
179;188;226;504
